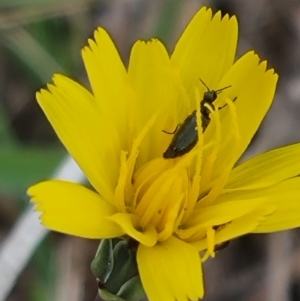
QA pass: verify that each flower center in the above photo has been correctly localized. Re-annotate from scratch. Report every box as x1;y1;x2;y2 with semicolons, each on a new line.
114;89;240;247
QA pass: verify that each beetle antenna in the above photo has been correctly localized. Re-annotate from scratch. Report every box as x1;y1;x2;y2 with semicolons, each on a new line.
199;78;210;91
216;85;231;94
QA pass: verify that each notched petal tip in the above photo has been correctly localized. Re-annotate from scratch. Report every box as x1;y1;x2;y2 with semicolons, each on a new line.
212;10;222;22
266;66;279;80
94;26;106;35
27;180;124;239
88;27;112;47
27;184;40;198
52;72;68;82
247;52;278;80
197;5;210;13
133;40;147;49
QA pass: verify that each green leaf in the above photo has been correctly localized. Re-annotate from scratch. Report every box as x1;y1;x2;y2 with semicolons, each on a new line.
0;146;65;199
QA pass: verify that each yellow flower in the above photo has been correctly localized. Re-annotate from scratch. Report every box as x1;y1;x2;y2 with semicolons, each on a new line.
28;6;300;301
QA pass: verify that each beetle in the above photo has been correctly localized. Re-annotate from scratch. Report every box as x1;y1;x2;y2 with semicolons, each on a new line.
163;80;234;159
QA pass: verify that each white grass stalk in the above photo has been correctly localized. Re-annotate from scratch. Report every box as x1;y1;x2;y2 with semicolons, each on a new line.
0;156;85;301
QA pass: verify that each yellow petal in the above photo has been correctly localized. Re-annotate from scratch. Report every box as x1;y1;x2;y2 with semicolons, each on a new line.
171;7;237;93
252;178;300;232
28;180;123;238
81;27;126;103
225;143;300;190
137;236;203;301
37;74;118;202
128;39;177;161
207;52;278;181
187;198;268;228
216;205;275;242
107;213;157;247
216;177;300;233
81;28;129;148
192;204;275;252
180;197;274;242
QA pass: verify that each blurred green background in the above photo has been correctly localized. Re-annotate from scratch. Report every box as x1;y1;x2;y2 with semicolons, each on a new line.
1;0;300;300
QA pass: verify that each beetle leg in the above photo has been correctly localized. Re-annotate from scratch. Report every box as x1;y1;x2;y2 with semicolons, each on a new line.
162;123;181;135
217;96;237;111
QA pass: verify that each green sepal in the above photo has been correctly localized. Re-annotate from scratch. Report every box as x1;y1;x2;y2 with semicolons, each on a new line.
98;276;145;301
92;238;147;301
105;240;138;294
117;275;146;301
91;239;114;282
98;289;125;301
